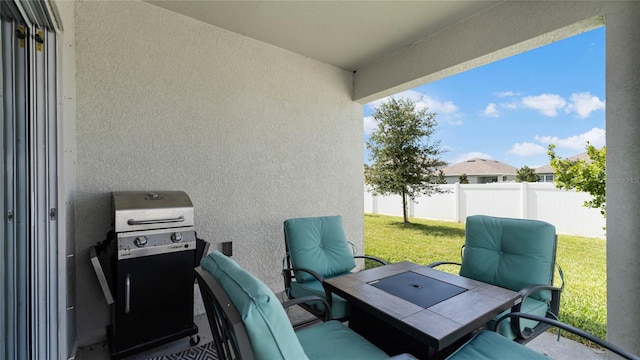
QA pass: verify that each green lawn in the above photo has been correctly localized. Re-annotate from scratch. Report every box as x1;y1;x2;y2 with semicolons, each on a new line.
363;214;607;345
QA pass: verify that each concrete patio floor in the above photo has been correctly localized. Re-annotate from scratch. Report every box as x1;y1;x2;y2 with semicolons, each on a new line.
527;331;606;360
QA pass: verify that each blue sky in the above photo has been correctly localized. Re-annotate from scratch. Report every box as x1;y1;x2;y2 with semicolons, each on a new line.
363;26;605;169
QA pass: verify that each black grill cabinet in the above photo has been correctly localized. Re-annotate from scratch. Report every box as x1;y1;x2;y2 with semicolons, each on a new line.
91;191;206;359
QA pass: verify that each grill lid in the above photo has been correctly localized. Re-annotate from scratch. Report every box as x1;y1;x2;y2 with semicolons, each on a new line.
112;191;194;232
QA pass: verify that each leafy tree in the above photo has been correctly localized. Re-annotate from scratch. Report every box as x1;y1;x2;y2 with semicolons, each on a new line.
434;169;447;184
365;97;447;223
548;143;606;217
516;166;540;182
458;173;469;184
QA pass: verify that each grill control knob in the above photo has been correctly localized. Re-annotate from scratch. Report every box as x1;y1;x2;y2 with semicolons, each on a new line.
134;236;148;247
171;232;183;243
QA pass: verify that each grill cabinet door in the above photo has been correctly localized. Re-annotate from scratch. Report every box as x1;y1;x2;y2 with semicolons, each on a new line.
112;250;195;353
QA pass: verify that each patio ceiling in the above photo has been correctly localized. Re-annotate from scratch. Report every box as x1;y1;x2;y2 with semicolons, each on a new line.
146;0;498;71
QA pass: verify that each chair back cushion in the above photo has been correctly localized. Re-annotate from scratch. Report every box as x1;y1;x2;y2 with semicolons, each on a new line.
459;215;556;301
200;251;309;360
284;216;356;282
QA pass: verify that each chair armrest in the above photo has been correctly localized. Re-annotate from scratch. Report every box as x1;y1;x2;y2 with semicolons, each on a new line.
496;313;640;360
282;253;331;288
354;255;388;265
282;267;333;307
347;240;388;265
427;260;461;268
282;296;332;321
518;284;562;317
282;267;327;283
429;245;465;268
510;284;562;340
518;284;562;304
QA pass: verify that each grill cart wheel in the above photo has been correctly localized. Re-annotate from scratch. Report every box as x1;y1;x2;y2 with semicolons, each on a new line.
190;334;201;347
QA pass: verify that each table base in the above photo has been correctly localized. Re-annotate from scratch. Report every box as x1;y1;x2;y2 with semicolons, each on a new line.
349;305;475;360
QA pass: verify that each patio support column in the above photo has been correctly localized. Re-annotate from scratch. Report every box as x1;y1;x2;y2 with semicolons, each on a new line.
605;2;640;357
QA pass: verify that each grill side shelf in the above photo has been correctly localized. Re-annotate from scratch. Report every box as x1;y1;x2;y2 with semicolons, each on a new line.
90;242;115;305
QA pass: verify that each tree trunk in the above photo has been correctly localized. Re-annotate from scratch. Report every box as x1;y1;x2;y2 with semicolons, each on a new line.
402;191;409;223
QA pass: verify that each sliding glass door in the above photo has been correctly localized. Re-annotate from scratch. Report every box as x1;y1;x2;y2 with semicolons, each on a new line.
1;18;30;360
1;2;60;358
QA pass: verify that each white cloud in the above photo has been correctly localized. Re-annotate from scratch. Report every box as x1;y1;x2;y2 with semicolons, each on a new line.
417;98;459;115
409;92;460;116
500;102;519;110
449;91;604;120
566;92;605;118
507;142;547;156
521;94;567;117
518;92;604;119
363;116;376;135
496;91;520;98
450;152;493;164
535;127;606;150
482;103;500;117
367;90;463;125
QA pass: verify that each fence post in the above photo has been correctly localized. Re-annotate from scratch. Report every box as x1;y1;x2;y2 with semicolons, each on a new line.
521;182;528;219
372;193;378;214
409;198;415;218
454;182;461;223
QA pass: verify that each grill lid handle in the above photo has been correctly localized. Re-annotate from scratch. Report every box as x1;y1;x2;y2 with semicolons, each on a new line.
127;216;185;226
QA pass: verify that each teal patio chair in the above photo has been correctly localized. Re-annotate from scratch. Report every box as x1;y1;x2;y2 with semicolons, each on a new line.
446;312;639;360
282;215;387;321
196;251;416;360
429;215;564;343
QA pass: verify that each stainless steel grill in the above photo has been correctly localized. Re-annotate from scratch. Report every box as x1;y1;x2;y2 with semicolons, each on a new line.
112;191;194;232
112;191;197;260
92;191;206;359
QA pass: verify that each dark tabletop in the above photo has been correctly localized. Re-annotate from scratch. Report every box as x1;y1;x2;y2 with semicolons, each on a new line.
324;261;522;350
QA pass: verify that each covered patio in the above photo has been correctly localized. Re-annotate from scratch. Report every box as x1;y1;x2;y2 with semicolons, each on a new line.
1;1;639;359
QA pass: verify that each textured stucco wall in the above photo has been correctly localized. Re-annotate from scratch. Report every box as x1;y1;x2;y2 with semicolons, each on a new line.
605;3;640;357
74;0;362;346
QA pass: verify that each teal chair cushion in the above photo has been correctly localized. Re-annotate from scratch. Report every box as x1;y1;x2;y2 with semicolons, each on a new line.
200;251;309;360
490;297;549;340
446;330;548;359
296;320;389;360
284;216;357;283
459;215;556;302
289;275;350;319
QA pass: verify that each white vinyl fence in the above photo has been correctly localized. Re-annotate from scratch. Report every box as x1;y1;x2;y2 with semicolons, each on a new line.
365;183;606;239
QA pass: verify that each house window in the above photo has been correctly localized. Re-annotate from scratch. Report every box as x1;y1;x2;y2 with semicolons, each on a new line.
480;177;498;183
502;176;507;182
541;175;554;182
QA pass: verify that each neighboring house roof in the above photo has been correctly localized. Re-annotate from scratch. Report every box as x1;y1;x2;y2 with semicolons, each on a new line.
440;158;518;176
535;152;590;174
